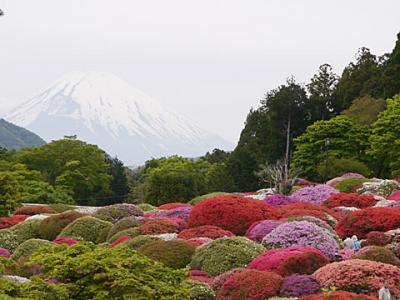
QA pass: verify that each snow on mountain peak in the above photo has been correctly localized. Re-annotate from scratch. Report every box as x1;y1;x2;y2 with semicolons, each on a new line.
6;72;233;164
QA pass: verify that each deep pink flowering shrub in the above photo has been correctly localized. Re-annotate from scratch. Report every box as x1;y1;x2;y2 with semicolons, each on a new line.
245;220;280;242
216;269;283;300
339;248;354;260
279;274;321;297
148;206;192;222
53;236;78;246
0;247;11;258
388;190;400;201
263;221;340;259
314;259;400;297
248;247;329;276
289;185;339;205
277;202;339;225
178;225;235;240
263;194;298;206
211;268;245;291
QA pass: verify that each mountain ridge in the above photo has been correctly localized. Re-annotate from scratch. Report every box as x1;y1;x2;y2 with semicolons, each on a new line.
0;119;46;150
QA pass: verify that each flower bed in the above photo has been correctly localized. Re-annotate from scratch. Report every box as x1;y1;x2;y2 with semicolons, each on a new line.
178;225;234;240
137;217;180;235
245;220;281;242
289;185;339;205
279;274;320;297
323;193;377;209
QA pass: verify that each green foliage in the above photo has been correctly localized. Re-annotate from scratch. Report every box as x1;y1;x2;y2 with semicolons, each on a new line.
101;156;130;205
0;229;19;252
203;148;231;164
108;228;139;243
316;157;371;179
137;203;158;212
293;116;369;180
106;216;141;241
16;136;112;205
368;95;400;177
138;240;196;269
184;281;216;300
342;95;387;126
28;242;190;299
38;210;85;241
47;203;75;213
205;163;235;193
11;238;52;261
0;119;45;150
0;219;42;252
123;235;160;250
188;192;228;205
0;170;20;217
190;237;265;277
335;178;368;193
59;216;112;243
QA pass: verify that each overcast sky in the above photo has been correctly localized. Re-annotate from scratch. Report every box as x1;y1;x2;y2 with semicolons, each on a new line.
1;0;399;143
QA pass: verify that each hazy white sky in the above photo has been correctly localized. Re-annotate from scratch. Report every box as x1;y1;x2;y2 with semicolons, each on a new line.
1;0;399;142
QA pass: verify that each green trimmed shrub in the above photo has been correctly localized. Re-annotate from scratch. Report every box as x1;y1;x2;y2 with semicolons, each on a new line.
137;203;159;212
106;216;141;241
12;219;41;244
138;240;195;269
38;210;85;241
190;237;265;276
184;281;216;300
108;228;139;243
59;216;112;243
0;229;19;252
316;157;371;179
189;192;228;205
11;239;52;261
123;235;160;250
28;242;190;299
336;178;368;193
93;203;143;224
48;203;75;213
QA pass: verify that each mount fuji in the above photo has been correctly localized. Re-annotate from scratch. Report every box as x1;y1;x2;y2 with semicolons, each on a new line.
5;72;233;165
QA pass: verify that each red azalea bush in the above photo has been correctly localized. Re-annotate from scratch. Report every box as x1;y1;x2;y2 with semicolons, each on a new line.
188;270;212;284
186;237;213;247
0;215;29;229
178;225;235;240
366;231;391;246
277;203;338;225
314;259;400;297
53;236;78;246
211;268;245;291
137;217;180;235
158;203;192;210
248;247;329;276
299;291;376;300
110;235;132;248
188;195;278;235
216;269;282;300
335;207;400;239
323;193;377;209
15;205;56;215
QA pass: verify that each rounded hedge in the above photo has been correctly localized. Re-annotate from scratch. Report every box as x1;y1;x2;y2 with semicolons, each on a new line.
12;219;42;244
323;193;377;209
248;247;329;276
188;195;278;235
108;228;139;243
59;216;112;243
352;246;400;266
178;225;235;240
245;220;280;242
335;207;400;239
137;203;158;212
289;185;339;205
93;203;144;224
11;238;52;261
335;178;368;193
189;192;228;205
314;259;400;297
15;205;56;215
184;281;216;300
216;269;283;300
137;217;180;235
277;203;338;226
123;235;161;250
279;274;320;297
38;210;85;241
48;203;75;213
299;291;376;300
138;240;195;269
106;216;142;241
190;237;265;277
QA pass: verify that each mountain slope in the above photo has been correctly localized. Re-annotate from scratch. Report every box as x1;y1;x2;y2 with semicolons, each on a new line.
0;119;45;150
5;72;233;164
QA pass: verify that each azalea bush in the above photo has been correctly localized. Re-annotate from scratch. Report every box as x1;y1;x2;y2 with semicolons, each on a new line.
58;216;112;243
190;237;265;276
289;185;339;205
279;274;320;297
277;202;338;226
211;268;245;292
106;216;141;241
53;236;77;246
357;179;400;196
352;245;400;266
138;240;195;269
248;247;329;276
263;221;340;259
188;195;278;235
335;177;368;193
137;217;180;235
178;225;234;240
15;205;56;215
366;231;391;246
0;215;29;229
11;238;52;261
264;194;298;206
323;193;377;209
335;207;400;239
0;219;42;252
123;235;160;250
314;259;400;297
159;203;192;210
245;220;281;242
184;281;215;300
299;291;376;300
216;269;282;300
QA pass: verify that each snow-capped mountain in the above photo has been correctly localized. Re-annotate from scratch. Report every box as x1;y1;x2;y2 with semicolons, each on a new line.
5;72;233;165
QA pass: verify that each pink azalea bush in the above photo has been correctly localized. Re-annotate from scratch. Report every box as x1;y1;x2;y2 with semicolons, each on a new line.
245;220;280;242
341;172;365;179
263;194;298;206
289;185;339;205
263;221;340;259
0;247;11;258
279;274;321;297
53;236;78;246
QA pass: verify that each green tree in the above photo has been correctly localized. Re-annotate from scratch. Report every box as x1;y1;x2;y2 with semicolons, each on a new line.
292;116;369;180
307;64;339;120
381;33;400;99
16;136;111;205
205;163;236;193
0;170;20;216
342;95;387;126
203;148;231;164
368;94;400;177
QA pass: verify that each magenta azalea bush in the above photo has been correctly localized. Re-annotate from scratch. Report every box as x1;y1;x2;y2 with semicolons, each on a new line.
153;206;192;222
53;236;78;246
0;247;11;258
245;220;281;242
341;172;365;179
289;185;339;205
263;221;340;259
264;194;298;206
279;274;321;297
